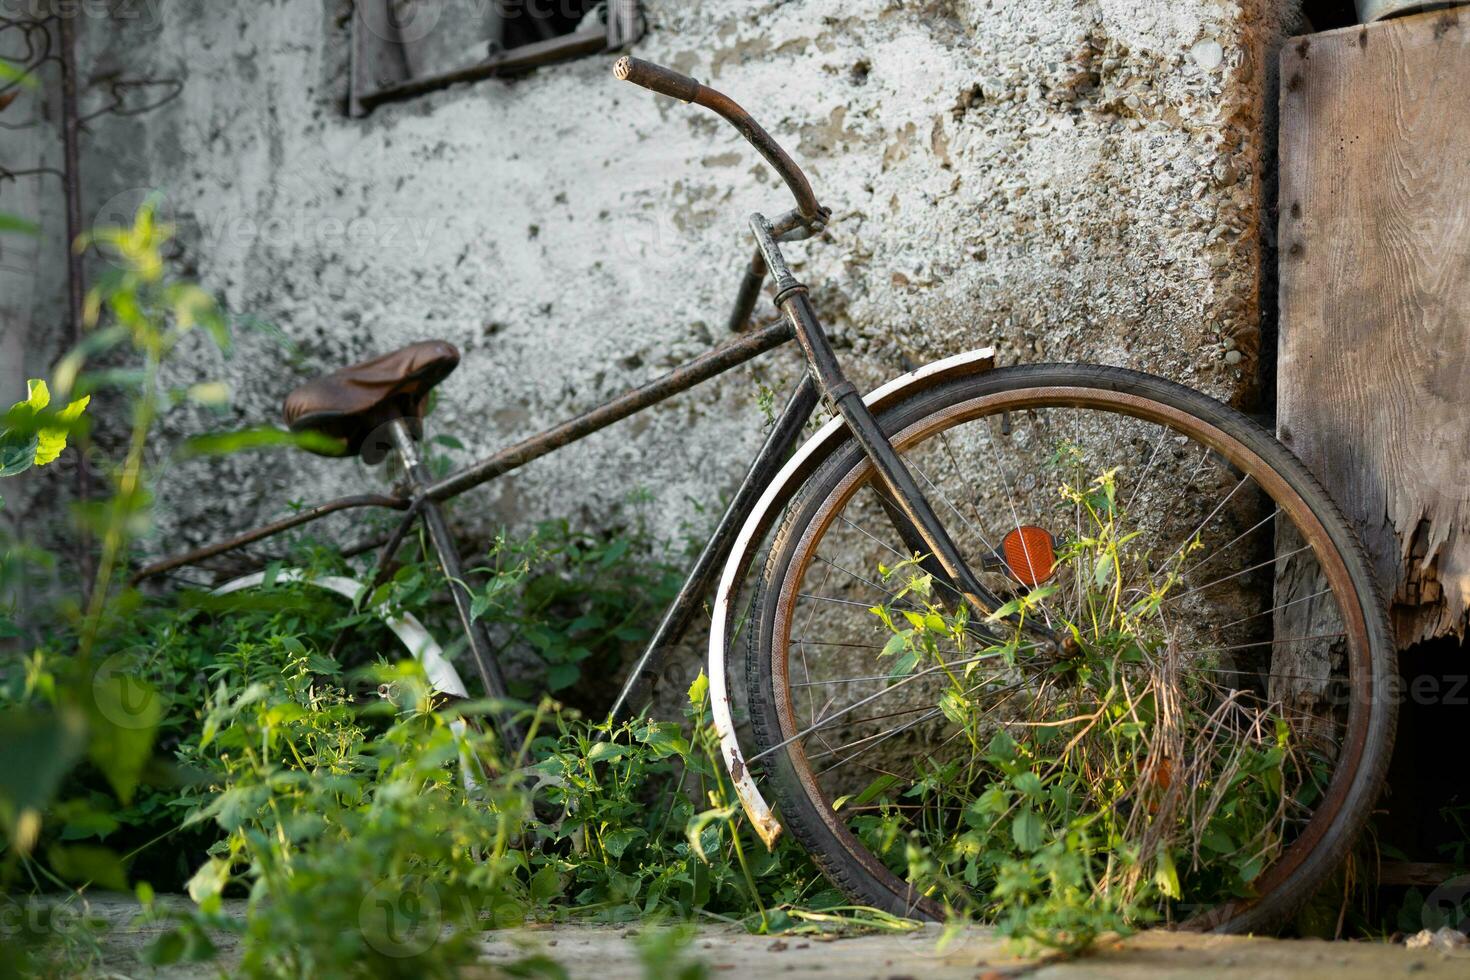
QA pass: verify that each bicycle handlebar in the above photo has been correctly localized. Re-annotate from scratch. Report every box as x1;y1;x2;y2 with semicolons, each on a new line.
614;56;826;225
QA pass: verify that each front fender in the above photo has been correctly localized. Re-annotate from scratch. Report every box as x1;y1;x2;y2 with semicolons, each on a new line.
708;346;995;848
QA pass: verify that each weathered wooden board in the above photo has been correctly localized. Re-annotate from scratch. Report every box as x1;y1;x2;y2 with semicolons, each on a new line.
1277;7;1470;648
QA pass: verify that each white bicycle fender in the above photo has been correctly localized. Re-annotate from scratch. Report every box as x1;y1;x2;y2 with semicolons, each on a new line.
708;346;995;848
212;569;484;791
212;569;470;698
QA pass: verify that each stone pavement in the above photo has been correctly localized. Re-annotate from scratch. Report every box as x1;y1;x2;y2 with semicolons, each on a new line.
472;922;1470;980
64;896;1470;979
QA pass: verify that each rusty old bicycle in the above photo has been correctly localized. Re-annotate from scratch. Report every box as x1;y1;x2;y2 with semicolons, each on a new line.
136;57;1395;933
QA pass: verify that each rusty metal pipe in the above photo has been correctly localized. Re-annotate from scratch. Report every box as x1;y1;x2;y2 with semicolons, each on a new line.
423;316;793;502
129;493;409;584
605;373;819;723
726;247;767;332
614;56;825;223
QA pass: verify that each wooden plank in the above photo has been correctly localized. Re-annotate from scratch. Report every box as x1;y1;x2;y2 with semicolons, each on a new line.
1376;861;1464;887
1277;7;1470;649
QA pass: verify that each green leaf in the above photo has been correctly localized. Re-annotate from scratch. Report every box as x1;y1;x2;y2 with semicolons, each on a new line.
143;930;187;967
15;377;49;413
59;807;121;841
1011;806;1044;852
1011;771;1044;800
985;597;1023;623
0;430;36;477
938;688;969;727
587;741;628;764
603;826;645;859
545;662;579;691
186;783;266;832
0;707;87;841
186;856;231;903
86;671;162;805
635;722;689;759
685;804;736;863
973;785;1010;816
1155;846;1181;898
33;391;90;466
1236;854;1264;883
686;671;709;705
888;648;921;677
182;426;342;457
852;774;901;807
530;863;563;904
0;60;37;88
1201;827;1234;854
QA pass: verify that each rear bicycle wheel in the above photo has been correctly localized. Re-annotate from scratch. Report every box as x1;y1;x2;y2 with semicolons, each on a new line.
745;363;1394;933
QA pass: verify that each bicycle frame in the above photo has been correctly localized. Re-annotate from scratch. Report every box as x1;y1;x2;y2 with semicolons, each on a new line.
131;55;1038;761
131;314;812;730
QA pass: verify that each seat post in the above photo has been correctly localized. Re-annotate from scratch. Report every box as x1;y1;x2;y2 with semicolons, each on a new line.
386;419;523;748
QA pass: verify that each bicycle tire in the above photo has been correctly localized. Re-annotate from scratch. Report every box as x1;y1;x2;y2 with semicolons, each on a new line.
745;363;1395;934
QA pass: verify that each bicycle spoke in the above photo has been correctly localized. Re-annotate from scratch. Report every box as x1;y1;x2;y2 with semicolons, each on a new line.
1179;507;1280;579
747;652;1008;765
1164;472;1255;567
1165;545;1312;606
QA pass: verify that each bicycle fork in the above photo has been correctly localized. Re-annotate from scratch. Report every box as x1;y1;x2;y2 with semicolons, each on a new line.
750;214;1061;655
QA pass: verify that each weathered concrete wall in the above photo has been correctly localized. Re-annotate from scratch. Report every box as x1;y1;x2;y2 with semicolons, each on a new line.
5;0;1295;558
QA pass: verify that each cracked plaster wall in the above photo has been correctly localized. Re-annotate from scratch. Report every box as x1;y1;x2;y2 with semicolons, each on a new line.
4;0;1298;566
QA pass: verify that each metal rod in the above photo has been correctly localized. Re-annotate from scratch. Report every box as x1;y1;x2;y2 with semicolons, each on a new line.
358;28;606;111
424;316;794;501
726;247;767;333
387;420;523;746
368;505;421;590
606;374;820;723
57;10;91;594
129;493;409;583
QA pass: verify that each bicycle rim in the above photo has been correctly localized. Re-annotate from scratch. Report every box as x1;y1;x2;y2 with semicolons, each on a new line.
747;364;1394;932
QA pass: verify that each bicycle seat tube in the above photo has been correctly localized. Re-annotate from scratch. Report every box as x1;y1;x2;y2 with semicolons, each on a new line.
386;418;524;745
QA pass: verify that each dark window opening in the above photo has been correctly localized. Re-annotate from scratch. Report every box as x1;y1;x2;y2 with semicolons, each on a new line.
1299;1;1361;32
350;1;644;116
493;1;599;54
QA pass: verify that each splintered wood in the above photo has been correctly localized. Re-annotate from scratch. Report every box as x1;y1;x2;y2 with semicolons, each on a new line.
1277;8;1470;650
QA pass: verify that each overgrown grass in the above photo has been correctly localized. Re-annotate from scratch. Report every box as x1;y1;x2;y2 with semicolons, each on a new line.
1;199;1404;979
0;201;870;979
849;469;1309;952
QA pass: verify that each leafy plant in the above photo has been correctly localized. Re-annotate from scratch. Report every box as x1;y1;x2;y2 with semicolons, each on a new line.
464;517;684;705
0;381;90;511
848;468;1304;953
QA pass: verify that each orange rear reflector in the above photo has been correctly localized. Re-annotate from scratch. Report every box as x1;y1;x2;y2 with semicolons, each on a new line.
1001;526;1055;586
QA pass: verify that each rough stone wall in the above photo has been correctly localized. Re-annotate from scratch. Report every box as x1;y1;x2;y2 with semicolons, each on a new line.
4;0;1295;560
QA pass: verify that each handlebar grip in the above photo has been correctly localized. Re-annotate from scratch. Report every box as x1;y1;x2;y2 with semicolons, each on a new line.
614;56;701;103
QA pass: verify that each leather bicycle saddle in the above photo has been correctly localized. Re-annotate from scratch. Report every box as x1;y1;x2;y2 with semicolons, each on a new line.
283;340;460;463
